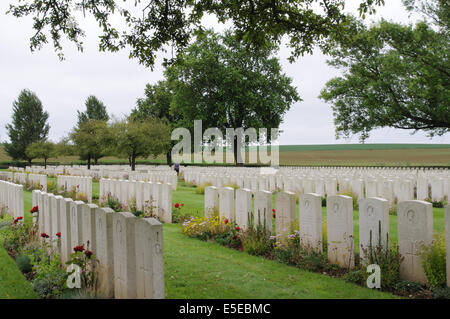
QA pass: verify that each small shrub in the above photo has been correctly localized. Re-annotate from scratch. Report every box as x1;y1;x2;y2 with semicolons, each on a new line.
394;280;422;295
183;215;234;242
31;250;68;299
359;228;403;291
419;233;446;288
241;222;273;256
432;286;450;299
16;254;33;274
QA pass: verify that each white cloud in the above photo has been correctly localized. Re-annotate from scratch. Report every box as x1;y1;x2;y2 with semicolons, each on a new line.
0;0;448;145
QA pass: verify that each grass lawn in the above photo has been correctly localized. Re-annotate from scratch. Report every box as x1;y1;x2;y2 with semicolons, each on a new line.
163;224;397;298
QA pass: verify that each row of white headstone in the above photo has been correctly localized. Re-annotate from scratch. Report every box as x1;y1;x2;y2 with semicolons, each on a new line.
57;175;93;203
0;180;24;218
32;190;165;299
205;186;450;286
7;171;47;192
0;171;13;181
182;166;449;198
99;179;173;223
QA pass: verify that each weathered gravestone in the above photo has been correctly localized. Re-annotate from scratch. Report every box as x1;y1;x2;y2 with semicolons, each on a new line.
275;191;296;238
59;197;73;263
398;200;433;284
299;193;322;252
44;193;54;237
160;183;172;223
445;205;450;287
235;188;252;229
219;187;235;221
81;203;98;252
113;212;137;299
327;195;354;268
204;186;219;218
70;201;85;249
37;191;45;234
359;197;389;262
254;190;272;234
135;218;165;299
50;195;63;249
95;207;115;298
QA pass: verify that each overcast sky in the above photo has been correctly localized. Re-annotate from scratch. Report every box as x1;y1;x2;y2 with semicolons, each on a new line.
0;0;448;145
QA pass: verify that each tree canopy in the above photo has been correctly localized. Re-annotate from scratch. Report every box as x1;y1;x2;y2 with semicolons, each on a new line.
77;95;109;126
165;29;300;163
112;116;171;170
25;140;57;168
69;119;113;169
7;0;384;69
319;0;449;141
5;89;50;163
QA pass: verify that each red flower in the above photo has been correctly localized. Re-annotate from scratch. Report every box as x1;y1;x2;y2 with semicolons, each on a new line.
40;233;49;238
30;206;39;213
224;218;229;224
13;216;23;224
56;232;61;238
181;203;184;207
273;213;276;219
85;250;93;259
232;235;238;240
235;226;240;231
74;245;85;252
272;209;275;213
174;203;180;208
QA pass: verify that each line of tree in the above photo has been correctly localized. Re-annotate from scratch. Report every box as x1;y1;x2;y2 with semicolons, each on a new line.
3;91;172;170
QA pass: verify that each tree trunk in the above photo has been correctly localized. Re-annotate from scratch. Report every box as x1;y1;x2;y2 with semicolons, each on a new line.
87;155;91;170
44;158;47;169
131;154;136;171
94;158;98;165
166;151;172;166
233;135;243;166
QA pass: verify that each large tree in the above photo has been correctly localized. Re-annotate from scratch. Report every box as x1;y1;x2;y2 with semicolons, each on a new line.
25;140;57;168
113;116;171;171
77;95;109;126
75;95;110;164
166;29;300;163
131;81;181;165
70;120;113;169
5;89;50;163
319;1;449;141
6;0;384;69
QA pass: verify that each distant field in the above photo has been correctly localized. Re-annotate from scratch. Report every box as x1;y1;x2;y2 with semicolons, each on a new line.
1;144;449;167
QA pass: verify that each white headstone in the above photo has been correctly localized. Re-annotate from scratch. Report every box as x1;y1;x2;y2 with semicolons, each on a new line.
135;218;165;299
398;200;433;284
327;195;354;268
359;197;389;262
113;211;137;298
299;193;322;252
235;188;252;229
275;191;296;237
